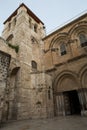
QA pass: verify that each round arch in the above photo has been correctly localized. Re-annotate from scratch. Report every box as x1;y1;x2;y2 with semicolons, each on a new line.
53;70;79;93
79;64;87;88
7;66;20;120
68;21;87;39
49;33;68;49
52;70;82;116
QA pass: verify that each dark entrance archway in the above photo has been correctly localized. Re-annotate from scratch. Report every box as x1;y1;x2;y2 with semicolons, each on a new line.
53;71;82;116
63;90;81;115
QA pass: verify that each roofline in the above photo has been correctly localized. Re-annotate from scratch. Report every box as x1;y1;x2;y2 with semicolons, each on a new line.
3;3;44;25
43;12;87;40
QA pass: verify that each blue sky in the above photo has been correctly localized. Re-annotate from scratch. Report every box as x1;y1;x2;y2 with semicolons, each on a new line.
0;0;87;35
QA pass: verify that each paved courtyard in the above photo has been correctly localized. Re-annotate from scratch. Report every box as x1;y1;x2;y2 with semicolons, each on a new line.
0;116;87;130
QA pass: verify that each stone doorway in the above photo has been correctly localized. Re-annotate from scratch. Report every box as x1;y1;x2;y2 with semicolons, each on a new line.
63;90;81;115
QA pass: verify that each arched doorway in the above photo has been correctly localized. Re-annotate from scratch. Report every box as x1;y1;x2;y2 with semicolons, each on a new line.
54;72;81;116
7;67;20;120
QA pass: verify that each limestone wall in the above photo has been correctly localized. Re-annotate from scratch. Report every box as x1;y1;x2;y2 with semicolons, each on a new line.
16;72;53;119
43;14;87;70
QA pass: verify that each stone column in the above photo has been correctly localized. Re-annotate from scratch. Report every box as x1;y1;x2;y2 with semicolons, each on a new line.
78;89;87;116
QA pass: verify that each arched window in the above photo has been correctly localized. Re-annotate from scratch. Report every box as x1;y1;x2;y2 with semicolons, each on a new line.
34;24;37;33
60;43;67;56
31;60;37;69
79;34;87;47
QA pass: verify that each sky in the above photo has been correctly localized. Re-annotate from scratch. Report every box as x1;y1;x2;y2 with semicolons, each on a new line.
0;0;87;36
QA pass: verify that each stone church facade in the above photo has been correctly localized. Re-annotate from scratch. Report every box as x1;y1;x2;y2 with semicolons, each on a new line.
0;3;87;121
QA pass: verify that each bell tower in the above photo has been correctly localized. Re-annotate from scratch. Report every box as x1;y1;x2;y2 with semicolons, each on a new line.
1;3;53;120
2;3;46;71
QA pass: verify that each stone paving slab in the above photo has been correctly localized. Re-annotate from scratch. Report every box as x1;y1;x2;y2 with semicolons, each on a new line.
0;116;87;130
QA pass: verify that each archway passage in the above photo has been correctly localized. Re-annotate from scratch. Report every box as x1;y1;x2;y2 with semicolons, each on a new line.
54;72;82;116
63;90;81;115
